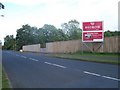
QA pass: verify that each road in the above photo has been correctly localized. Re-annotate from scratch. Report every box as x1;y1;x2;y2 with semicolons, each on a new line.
2;50;119;88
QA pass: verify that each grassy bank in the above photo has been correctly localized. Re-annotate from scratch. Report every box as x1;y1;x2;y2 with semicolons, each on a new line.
0;64;2;90
49;52;119;65
2;68;10;89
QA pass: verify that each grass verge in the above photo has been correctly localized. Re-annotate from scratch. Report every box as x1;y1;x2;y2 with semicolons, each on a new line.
2;68;10;89
49;52;119;65
0;64;2;90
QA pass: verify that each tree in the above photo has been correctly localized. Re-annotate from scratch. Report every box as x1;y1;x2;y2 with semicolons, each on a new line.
55;28;68;41
4;35;15;50
0;2;5;17
111;31;120;36
61;19;82;40
16;24;38;50
104;30;120;37
15;24;67;49
42;24;66;42
35;28;46;48
0;2;4;9
10;20;85;50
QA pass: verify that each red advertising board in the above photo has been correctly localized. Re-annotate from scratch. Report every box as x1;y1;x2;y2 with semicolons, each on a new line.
82;21;103;42
83;21;103;31
82;32;103;42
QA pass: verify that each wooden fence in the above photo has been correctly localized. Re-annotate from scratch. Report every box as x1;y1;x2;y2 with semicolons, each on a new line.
23;44;41;52
46;40;80;53
0;44;1;50
22;36;119;53
102;36;119;53
45;36;119;53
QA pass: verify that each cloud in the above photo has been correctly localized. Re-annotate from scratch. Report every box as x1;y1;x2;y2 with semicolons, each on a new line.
1;0;119;28
0;0;119;44
118;1;120;31
1;0;64;6
1;0;44;6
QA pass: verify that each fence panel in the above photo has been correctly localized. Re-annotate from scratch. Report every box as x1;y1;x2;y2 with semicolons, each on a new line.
23;44;41;52
22;36;119;53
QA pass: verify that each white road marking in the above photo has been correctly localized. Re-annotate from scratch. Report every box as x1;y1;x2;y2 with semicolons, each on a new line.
29;58;38;62
21;56;27;59
102;76;120;81
44;62;67;68
84;71;101;76
16;55;38;61
44;62;52;65
7;52;120;82
52;63;67;68
84;71;120;81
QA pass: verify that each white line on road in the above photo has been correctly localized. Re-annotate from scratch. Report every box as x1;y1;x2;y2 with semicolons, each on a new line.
102;76;120;81
44;62;67;68
52;63;67;68
29;58;38;62
21;56;27;59
84;71;120;81
44;62;51;65
84;71;101;76
8;52;120;82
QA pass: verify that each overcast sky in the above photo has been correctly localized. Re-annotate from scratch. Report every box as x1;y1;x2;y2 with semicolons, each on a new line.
0;0;119;44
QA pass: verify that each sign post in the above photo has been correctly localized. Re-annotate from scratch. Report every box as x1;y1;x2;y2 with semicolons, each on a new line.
82;21;104;52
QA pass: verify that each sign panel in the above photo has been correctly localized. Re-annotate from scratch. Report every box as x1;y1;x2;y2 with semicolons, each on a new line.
82;21;103;42
83;21;103;31
82;32;103;42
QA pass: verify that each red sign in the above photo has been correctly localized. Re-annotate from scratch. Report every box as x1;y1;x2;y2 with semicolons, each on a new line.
82;21;103;42
83;21;103;31
82;32;103;42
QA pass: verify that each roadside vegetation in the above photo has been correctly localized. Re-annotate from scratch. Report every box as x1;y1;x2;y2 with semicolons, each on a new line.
0;64;2;89
3;20;82;50
49;52;119;65
2;68;10;89
0;64;10;89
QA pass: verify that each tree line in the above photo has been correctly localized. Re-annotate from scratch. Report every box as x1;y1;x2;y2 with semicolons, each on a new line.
3;19;82;50
3;19;120;50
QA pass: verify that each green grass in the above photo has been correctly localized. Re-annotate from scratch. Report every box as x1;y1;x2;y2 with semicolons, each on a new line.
0;64;2;90
2;68;10;89
72;51;120;56
49;52;119;65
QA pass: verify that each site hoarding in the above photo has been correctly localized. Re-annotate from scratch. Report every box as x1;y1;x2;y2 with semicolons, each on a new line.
82;32;103;42
82;21;103;42
83;21;103;31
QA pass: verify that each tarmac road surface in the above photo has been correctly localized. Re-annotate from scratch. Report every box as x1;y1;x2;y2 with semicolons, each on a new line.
2;50;119;88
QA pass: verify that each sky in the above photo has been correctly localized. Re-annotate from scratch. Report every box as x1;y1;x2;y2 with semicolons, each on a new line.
0;0;119;44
